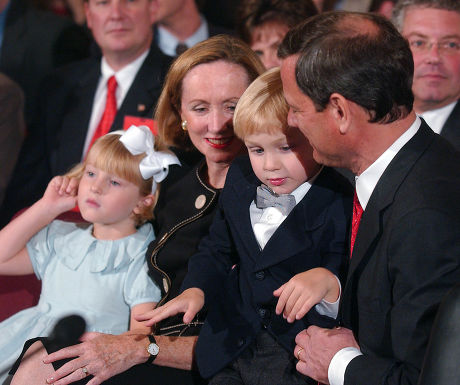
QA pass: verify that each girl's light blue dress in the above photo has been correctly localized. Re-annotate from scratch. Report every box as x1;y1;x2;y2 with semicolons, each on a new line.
0;220;160;381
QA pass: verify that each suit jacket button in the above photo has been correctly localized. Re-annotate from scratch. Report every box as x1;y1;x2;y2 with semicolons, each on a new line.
237;338;244;347
255;271;265;280
258;308;267;318
195;194;206;209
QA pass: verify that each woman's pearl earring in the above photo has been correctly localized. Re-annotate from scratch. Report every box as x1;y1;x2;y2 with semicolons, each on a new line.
181;120;188;131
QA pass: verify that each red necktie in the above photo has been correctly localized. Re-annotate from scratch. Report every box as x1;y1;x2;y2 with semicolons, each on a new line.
88;75;118;151
350;190;363;258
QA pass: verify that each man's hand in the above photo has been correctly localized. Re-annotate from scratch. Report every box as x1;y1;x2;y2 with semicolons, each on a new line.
294;326;359;384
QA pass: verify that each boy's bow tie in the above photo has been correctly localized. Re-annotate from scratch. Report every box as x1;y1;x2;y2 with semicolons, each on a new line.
255;184;295;216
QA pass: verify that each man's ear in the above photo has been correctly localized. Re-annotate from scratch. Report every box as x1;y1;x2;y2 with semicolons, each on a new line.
328;93;352;135
149;0;159;25
84;1;92;30
133;194;156;214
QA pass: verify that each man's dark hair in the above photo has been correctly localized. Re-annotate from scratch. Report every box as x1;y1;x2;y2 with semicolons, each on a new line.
278;11;414;124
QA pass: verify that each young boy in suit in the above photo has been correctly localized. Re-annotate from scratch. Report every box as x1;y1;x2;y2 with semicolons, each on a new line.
138;68;352;384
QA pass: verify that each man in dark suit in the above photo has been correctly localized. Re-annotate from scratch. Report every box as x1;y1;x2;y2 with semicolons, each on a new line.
0;0;171;226
278;11;460;385
392;0;460;150
0;0;90;125
153;0;232;57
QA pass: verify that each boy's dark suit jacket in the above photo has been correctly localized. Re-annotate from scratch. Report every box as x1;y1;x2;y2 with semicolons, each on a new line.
0;44;171;226
341;121;460;385
440;99;460;151
182;156;353;378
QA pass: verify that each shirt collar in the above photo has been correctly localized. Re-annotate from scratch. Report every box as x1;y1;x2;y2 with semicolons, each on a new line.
157;15;208;57
355;117;421;210
417;100;457;134
100;49;149;100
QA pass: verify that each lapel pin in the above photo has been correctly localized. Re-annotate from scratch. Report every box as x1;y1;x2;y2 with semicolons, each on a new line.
137;104;146;112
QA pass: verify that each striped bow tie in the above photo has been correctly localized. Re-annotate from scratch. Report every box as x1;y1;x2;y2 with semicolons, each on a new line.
255;185;296;216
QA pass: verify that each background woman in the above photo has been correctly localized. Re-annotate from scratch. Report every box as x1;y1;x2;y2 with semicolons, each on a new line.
11;35;265;385
237;0;318;69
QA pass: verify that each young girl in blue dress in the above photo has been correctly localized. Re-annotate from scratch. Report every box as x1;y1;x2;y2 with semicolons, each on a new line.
0;125;180;382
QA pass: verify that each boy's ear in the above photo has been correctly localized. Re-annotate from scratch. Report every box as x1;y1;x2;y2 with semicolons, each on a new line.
133;194;156;214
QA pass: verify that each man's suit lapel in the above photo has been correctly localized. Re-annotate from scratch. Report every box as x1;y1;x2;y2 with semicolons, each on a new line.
341;122;436;328
112;45;168;131
440;100;460;151
53;63;99;174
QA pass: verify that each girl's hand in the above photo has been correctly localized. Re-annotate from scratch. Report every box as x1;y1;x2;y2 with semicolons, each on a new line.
41;176;79;215
135;288;205;326
273;267;340;323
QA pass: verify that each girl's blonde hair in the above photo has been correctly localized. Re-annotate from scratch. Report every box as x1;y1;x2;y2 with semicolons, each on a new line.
155;34;266;151
234;67;289;140
66;133;162;226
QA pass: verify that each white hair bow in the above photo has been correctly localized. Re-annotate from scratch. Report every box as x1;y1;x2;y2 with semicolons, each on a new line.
119;125;180;193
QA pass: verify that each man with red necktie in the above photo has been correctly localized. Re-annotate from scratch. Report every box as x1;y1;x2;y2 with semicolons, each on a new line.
279;11;460;385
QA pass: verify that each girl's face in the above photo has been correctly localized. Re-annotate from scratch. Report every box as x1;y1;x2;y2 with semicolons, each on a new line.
78;163;145;238
180;60;250;168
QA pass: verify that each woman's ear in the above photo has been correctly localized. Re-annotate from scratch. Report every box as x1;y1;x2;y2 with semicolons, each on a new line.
133;194;156;214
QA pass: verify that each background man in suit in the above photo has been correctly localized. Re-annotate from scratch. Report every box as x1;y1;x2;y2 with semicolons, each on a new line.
392;0;460;150
0;0;171;226
153;0;231;57
278;11;460;385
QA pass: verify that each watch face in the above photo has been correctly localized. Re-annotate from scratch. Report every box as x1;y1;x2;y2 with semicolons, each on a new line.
148;343;159;356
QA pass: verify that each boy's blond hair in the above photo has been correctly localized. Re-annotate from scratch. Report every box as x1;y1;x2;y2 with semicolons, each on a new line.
66;133;161;226
234;67;289;140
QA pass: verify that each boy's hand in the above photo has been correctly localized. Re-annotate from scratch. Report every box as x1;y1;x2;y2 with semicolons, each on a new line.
273;267;339;323
135;288;205;326
41;176;79;215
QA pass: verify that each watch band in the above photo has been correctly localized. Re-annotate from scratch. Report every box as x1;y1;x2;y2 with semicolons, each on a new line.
146;334;159;364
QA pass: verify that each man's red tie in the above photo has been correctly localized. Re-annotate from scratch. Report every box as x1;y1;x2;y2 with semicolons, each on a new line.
350;190;363;258
88;75;118;151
